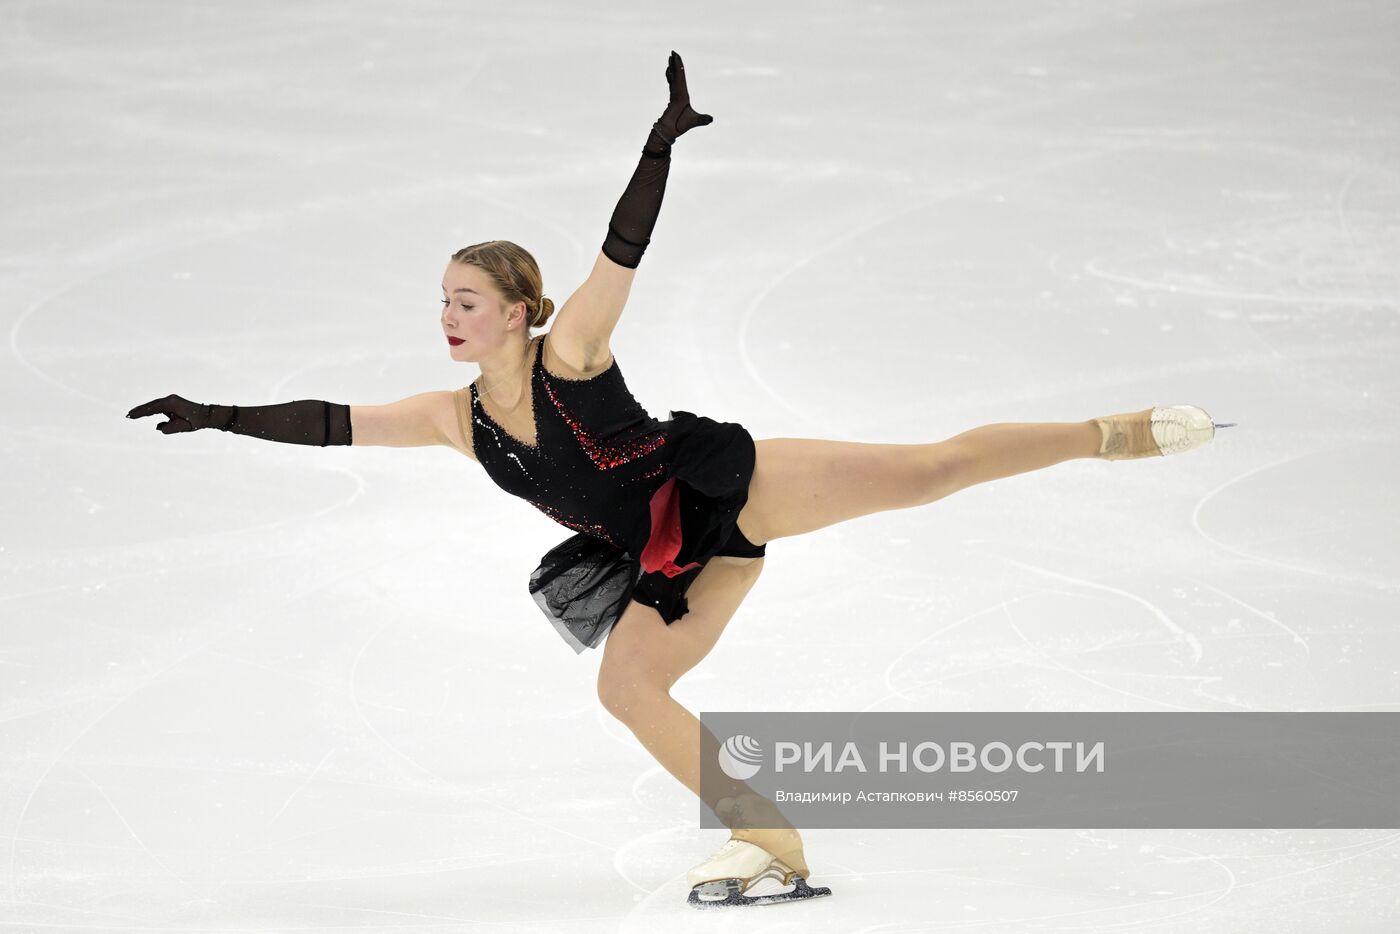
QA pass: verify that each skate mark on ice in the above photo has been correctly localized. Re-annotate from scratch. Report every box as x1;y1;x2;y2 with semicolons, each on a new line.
1190;448;1400;594
998;556;1204;663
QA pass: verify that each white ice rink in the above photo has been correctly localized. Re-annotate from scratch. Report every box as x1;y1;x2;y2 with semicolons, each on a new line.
3;0;1398;930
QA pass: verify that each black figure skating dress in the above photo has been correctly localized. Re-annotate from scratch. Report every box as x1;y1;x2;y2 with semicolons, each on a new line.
452;331;765;653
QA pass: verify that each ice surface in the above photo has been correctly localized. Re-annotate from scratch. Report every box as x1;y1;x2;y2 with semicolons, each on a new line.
2;0;1397;930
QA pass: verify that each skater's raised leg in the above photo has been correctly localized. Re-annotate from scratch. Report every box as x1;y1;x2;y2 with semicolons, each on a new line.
736;405;1226;544
737;419;1099;544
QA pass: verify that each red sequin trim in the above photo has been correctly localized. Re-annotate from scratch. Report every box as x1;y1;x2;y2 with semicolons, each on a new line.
541;375;668;469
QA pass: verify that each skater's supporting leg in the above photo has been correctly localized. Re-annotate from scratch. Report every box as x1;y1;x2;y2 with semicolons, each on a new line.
597;555;811;877
600;685;811;878
738;420;1103;544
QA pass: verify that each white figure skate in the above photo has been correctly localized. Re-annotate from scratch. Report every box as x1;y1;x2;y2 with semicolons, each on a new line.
686;839;832;909
1094;404;1236;460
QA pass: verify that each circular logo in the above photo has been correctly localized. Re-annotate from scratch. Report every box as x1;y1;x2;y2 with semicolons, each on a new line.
718;734;763;780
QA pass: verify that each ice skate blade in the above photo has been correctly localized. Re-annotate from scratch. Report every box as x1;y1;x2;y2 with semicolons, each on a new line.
687;874;832;909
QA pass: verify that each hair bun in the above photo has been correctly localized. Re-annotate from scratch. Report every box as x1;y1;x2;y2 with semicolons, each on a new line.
535;295;555;328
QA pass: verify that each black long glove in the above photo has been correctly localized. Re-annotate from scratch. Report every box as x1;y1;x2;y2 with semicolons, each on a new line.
126;394;353;446
601;50;713;270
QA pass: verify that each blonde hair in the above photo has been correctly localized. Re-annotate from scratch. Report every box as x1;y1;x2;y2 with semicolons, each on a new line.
448;240;555;331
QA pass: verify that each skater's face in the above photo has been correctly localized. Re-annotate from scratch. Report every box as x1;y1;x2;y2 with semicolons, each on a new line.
440;262;527;360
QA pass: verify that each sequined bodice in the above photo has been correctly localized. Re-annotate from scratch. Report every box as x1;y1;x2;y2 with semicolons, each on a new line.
457;333;673;556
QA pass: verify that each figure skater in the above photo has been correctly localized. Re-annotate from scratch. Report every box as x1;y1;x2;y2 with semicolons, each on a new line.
127;51;1231;909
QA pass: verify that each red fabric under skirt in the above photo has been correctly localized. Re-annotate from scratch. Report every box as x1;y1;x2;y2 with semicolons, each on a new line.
527;410;764;654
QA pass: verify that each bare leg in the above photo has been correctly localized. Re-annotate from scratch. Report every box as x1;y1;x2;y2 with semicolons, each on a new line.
604;684;721;802
611;687;810;878
740;419;1105;545
947;419;1103;487
598;556;810;877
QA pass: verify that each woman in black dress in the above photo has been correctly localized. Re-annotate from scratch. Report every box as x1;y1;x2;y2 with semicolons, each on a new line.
128;51;1227;909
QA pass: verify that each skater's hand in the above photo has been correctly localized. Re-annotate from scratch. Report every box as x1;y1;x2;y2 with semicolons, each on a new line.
653;50;713;145
126;394;225;434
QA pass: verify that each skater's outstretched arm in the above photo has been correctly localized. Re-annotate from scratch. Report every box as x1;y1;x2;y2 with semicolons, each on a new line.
348;392;455;447
128;389;474;453
127;391;462;448
555;51;713;352
126;393;357;446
